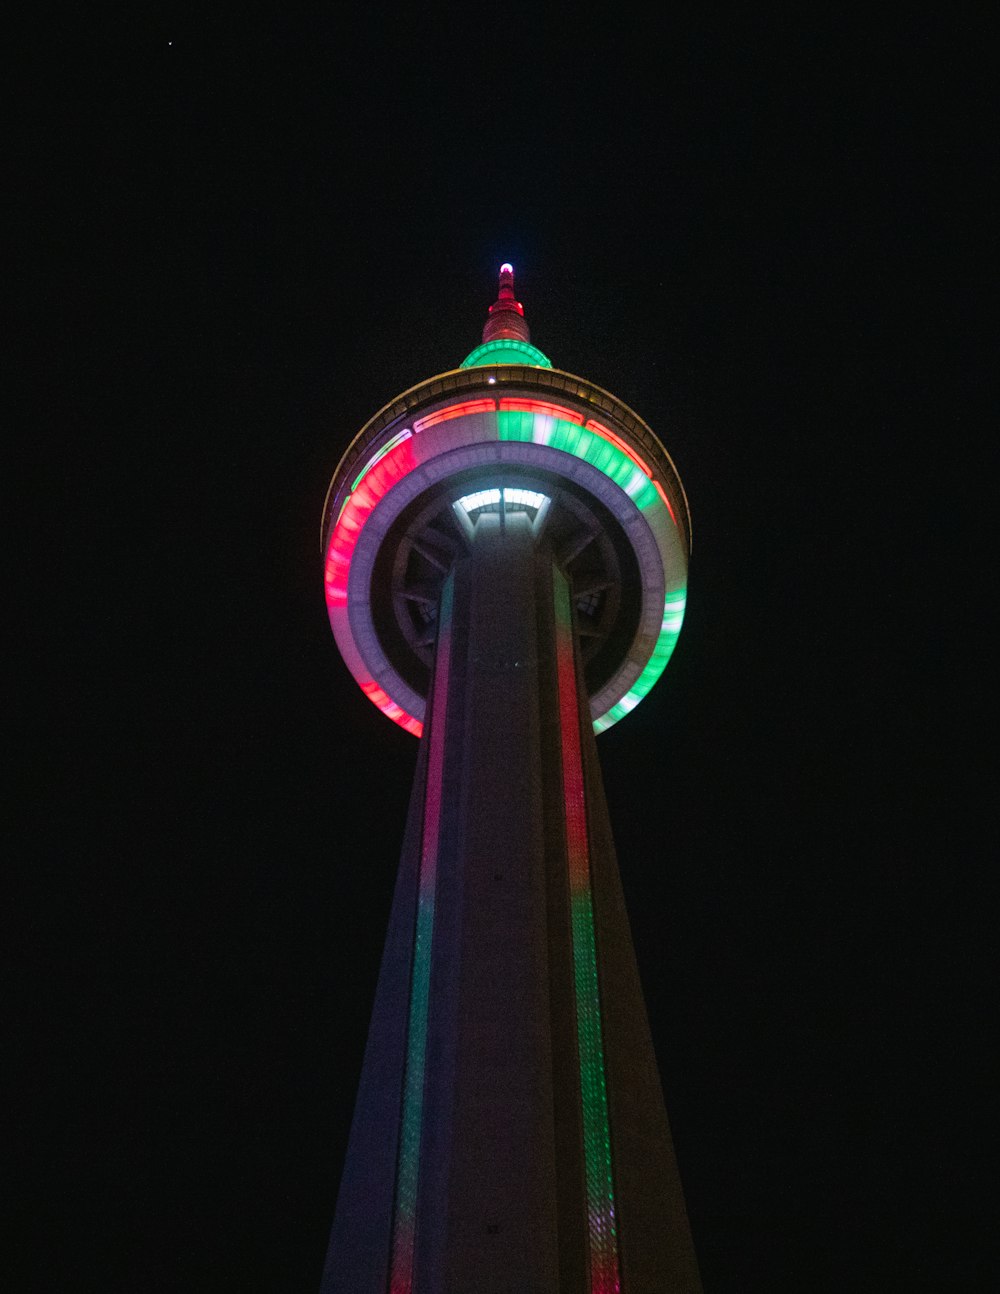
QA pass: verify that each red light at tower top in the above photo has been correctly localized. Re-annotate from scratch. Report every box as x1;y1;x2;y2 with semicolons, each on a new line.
483;260;529;344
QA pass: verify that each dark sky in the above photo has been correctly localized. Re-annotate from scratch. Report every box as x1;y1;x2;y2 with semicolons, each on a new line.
13;10;991;1292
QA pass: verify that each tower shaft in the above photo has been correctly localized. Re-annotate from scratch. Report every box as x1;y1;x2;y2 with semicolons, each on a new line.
321;513;700;1293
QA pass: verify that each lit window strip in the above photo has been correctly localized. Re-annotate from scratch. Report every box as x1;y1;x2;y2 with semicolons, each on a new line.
554;573;621;1294
387;575;454;1293
456;487;500;512
503;487;546;509
455;487;548;514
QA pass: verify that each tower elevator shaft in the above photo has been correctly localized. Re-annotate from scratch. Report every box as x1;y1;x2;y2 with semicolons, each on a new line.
321;512;701;1294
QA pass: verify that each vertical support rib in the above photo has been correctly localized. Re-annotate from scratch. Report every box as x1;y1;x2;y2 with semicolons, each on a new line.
553;568;622;1294
388;574;454;1294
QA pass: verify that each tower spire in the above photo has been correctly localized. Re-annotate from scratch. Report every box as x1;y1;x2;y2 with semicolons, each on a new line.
482;261;531;344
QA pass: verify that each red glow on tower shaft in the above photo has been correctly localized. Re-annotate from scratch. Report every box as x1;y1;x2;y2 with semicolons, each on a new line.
554;574;622;1294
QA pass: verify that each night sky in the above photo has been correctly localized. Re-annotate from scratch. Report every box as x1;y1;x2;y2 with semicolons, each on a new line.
13;11;991;1292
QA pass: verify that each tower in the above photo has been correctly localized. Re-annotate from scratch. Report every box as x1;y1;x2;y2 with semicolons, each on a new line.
318;266;700;1293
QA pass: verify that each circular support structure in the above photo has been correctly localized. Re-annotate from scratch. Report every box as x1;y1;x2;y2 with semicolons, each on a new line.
321;270;691;737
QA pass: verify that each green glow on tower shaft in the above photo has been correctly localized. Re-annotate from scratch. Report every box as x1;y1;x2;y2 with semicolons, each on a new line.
388;576;454;1293
554;569;621;1294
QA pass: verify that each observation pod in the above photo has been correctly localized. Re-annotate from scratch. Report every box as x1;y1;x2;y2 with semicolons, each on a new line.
319;267;701;1294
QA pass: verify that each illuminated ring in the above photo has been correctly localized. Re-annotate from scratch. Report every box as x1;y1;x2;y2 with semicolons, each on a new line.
323;379;689;736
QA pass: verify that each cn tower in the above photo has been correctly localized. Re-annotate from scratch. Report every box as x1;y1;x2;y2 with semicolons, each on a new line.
318;264;701;1293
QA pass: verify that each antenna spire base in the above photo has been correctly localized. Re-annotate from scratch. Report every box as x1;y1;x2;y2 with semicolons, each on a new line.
483;262;531;343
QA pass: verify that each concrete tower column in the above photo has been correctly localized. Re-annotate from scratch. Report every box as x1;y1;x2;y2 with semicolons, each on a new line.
317;266;701;1293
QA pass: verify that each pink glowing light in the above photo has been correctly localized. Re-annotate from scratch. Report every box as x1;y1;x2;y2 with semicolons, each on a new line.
325;433;426;732
360;680;424;737
387;578;452;1288
555;576;622;1294
498;397;584;425
412;398;496;433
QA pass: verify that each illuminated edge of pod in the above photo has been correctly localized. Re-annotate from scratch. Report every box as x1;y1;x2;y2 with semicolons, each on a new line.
387;574;454;1293
351;427;413;492
324;398;686;736
554;570;621;1294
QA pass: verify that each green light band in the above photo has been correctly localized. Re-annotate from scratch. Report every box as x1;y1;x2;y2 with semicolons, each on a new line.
388;575;454;1291
498;408;686;732
497;409;660;512
592;590;686;734
554;570;621;1292
460;338;553;369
